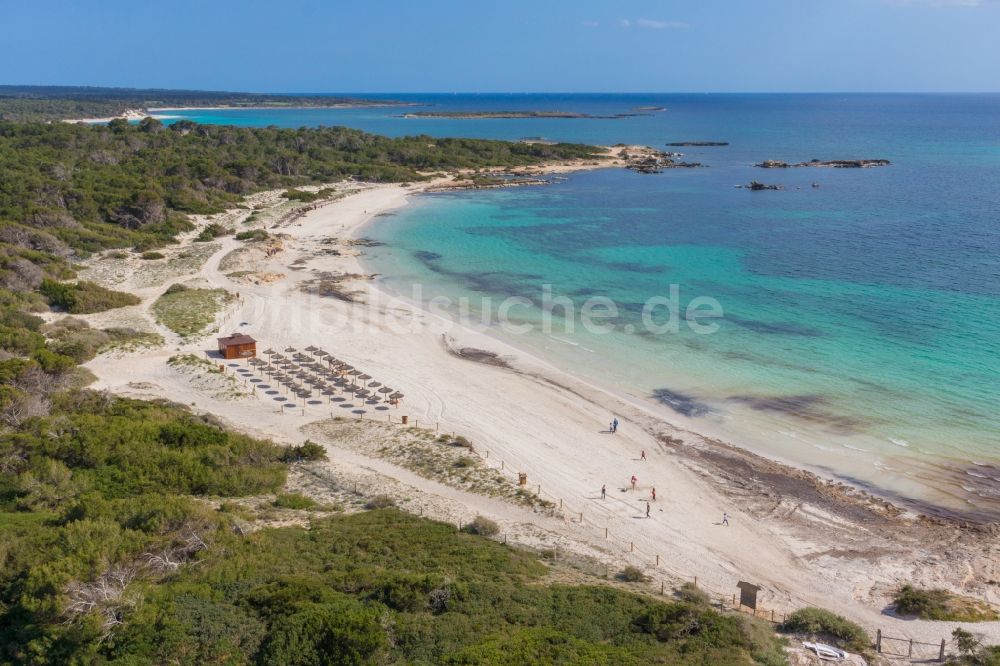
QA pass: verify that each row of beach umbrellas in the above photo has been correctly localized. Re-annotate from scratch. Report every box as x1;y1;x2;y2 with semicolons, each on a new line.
249;345;404;406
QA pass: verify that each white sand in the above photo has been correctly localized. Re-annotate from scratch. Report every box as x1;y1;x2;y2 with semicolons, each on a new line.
82;179;1000;647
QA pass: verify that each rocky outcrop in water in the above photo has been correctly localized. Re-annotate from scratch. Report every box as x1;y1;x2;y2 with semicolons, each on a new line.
737;180;783;191
756;158;890;169
620;147;702;173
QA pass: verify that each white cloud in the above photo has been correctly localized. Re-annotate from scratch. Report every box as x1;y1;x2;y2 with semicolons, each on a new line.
637;18;690;29
582;20;600;27
619;18;632;28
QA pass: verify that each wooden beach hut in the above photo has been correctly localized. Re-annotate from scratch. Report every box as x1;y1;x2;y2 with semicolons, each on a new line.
217;333;257;360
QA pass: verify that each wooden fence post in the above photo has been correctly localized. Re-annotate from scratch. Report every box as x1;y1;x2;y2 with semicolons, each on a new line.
908;638;913;657
875;629;882;653
940;638;946;662
693;576;698;587
655;554;659;566
604;527;608;539
660;581;664;594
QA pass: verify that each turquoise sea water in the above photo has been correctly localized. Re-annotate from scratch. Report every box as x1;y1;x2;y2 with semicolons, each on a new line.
163;94;1000;518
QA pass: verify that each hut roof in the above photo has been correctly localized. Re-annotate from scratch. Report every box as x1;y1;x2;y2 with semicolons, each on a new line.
218;334;256;347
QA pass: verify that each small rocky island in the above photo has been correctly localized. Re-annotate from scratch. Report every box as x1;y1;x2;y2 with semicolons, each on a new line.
619;146;702;173
755;158;891;168
737;180;783;191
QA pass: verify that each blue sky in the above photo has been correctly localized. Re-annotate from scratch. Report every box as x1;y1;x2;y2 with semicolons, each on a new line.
3;0;999;92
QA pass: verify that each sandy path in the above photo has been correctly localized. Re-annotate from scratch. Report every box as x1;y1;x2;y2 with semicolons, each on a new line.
82;181;1000;651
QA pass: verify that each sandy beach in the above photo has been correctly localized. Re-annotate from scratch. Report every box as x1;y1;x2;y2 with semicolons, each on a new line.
77;168;1000;649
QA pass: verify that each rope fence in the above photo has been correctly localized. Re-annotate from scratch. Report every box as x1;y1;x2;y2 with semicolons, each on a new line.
217;354;974;651
214;358;799;620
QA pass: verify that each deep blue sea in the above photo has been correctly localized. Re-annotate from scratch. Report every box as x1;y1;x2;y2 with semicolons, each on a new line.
160;94;1000;517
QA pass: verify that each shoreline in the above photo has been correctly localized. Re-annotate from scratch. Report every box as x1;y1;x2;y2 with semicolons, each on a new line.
78;169;1000;644
61;102;416;124
351;177;996;526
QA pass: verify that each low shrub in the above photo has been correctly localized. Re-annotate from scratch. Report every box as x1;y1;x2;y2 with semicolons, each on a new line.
675;581;710;606
618;566;649;583
40;279;141;313
281;441;328;462
282;188;334;203
273;492;317;510
780;607;870;652
462;516;499;537
365;495;396;510
194;223;227;242
894;585;999;622
235;229;269;242
141;251;165;260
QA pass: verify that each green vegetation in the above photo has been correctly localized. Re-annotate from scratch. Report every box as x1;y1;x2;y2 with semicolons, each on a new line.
779;607;870;652
280;440;328;463
365;494;397;510
38;279;139;314
152;284;232;338
194;222;228;242
618;566;650;583
676;581;711;606
0;120;600;264
273;492;317;510
462;515;500;537
949;628;1000;665
893;585;999;622
0;85;406;122
140;250;165;260
282;187;336;203
2;504;790;664
235;229;270;242
101;327;164;352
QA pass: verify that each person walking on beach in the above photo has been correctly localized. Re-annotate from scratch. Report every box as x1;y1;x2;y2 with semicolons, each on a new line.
640;450;646;461
630;475;637;491
613;417;619;433
651;487;656;502
646;502;651;518
601;484;606;500
722;512;729;526
609;421;615;434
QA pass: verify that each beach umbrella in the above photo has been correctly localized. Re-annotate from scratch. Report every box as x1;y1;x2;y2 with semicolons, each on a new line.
377;387;393;401
316;350;329;357
284;346;296;353
368;381;382;388
305;345;317;353
263;348;275;357
358;374;372;387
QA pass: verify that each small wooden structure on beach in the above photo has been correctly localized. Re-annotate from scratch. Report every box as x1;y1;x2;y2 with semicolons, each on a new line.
217;333;257;360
